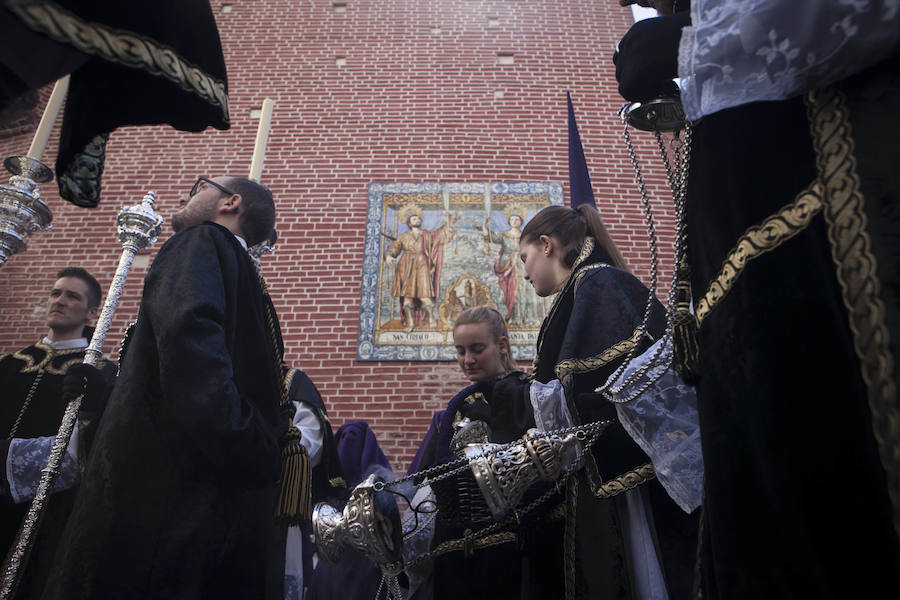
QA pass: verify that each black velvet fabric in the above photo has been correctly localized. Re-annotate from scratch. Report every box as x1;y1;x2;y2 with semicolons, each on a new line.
532;240;698;600
0;344;115;600
41;222;286;599
685;61;900;598
613;11;691;103
0;1;229;207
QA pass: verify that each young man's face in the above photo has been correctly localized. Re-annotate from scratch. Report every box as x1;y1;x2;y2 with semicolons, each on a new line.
46;277;96;338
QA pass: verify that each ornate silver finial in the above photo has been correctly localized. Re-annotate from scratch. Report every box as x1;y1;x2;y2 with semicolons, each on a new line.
0;155;54;267
84;191;162;365
117;191;163;252
248;228;277;272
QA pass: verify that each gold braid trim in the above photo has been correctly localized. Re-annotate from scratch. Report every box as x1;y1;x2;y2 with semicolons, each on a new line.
11;343;104;375
283;367;299;395
695;182;824;325
10;2;229;124
555;325;644;382
572;262;610;293
590;463;656;499
806;87;900;538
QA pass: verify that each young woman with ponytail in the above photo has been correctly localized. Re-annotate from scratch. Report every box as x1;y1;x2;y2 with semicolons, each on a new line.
515;203;698;600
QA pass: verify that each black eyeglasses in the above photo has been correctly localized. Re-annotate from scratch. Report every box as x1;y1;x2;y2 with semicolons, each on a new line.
189;177;235;198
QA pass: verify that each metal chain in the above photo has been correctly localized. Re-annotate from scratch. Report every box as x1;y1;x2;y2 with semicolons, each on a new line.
597;114;693;404
8;369;47;438
403;472;573;569
594;116;663;400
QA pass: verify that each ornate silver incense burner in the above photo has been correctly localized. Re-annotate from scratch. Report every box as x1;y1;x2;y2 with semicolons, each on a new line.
0;155;53;266
465;428;581;520
312;427;592;576
312;474;403;573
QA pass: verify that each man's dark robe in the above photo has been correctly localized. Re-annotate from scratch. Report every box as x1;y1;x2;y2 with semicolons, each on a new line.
531;237;698;600
0;343;115;599
42;222;287;599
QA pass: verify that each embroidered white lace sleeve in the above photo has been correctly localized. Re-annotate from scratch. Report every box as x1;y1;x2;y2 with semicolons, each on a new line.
6;423;80;504
605;338;703;513
678;0;900;120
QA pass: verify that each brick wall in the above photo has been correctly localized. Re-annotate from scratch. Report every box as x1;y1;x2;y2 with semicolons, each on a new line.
0;0;677;471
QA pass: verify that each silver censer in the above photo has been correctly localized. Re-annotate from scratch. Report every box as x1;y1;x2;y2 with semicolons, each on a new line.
312;428;586;573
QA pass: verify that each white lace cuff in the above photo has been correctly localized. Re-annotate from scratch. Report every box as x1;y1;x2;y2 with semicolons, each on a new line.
678;0;900;120
6;423;81;504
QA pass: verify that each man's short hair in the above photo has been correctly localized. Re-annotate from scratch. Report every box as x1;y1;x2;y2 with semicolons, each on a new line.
56;267;102;308
226;177;276;247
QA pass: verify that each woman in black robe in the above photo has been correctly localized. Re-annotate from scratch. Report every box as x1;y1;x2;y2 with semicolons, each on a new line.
517;204;697;599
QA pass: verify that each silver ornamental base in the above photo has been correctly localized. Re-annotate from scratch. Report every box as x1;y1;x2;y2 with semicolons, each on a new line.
0;155;53;267
620;96;687;132
312;474;403;573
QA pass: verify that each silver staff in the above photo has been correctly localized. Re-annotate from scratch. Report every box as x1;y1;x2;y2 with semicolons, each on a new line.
0;191;163;600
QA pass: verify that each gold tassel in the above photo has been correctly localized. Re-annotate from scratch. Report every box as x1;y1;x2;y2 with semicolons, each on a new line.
275;425;313;525
258;273;313;525
672;257;701;385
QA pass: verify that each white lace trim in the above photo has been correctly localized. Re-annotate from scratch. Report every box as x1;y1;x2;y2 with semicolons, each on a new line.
7;424;80;504
678;0;900;120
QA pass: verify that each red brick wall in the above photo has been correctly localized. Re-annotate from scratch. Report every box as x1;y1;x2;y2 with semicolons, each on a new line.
0;1;676;471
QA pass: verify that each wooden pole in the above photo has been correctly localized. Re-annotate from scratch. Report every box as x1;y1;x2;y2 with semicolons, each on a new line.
248;98;274;182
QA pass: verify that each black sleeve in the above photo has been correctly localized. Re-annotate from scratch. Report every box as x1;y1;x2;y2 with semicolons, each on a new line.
614;11;691;102
563;269;662;478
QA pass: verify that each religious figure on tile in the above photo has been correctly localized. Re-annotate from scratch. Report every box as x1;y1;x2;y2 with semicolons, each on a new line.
384;203;457;332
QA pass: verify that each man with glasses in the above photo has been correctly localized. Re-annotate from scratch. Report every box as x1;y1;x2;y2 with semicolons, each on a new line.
44;176;291;599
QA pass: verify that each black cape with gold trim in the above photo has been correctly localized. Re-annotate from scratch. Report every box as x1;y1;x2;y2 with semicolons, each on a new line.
684;57;900;598
531;237;698;600
0;0;230;207
0;343;115;599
